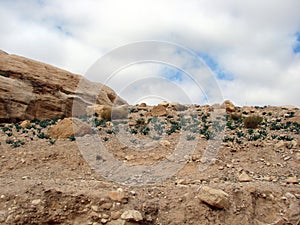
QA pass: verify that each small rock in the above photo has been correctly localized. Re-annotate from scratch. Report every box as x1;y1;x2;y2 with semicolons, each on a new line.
197;186;229;209
100;218;108;224
286;176;298;184
111;211;121;220
238;172;252;182
106;219;125;225
31;199;41;205
151;105;167;117
91;205;99;212
288;140;298;149
275;140;285;149
14;215;21;222
121;210;143;222
20;120;30;129
160;140;170;147
108;188;127;202
100;202;112;210
222;100;236;113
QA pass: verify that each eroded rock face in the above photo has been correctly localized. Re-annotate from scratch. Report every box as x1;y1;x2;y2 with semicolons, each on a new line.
0;50;126;122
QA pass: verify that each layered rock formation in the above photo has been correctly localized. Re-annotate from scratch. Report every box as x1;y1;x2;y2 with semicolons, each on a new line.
0;50;126;122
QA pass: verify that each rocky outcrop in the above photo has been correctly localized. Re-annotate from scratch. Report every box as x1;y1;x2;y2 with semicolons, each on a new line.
0;50;126;122
47;117;93;139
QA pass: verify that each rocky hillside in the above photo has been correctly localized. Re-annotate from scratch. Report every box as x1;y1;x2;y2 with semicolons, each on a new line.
0;101;299;225
0;50;126;122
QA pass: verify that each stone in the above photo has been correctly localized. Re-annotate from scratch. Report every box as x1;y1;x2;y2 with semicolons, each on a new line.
139;103;147;107
107;219;125;225
0;50;126;122
172;103;188;111
151;105;167;117
20;120;31;129
275;140;285;149
100;202;112;210
31;199;41;205
86;105;112;120
121;210;143;222
111;211;122;220
108;188;127;202
222;100;236;113
286;176;298;184
91;205;99;212
47;117;92;139
238;172;252;182
289;140;298;149
197;186;229;209
160;140;170;147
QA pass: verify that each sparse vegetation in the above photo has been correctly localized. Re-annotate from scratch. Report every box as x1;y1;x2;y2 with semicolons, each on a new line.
243;115;263;129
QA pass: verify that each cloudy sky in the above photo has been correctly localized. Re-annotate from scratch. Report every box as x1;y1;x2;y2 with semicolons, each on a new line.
0;0;299;106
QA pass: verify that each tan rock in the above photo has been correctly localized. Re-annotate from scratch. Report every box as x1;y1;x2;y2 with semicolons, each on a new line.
275;140;285;149
86;105;112;120
0;50;126;122
108;188;127;202
121;210;143;222
139;102;147;107
238;172;252;182
151;105;167;117
160;140;171;147
47;117;92;139
197;186;229;209
286;176;298;184
20;120;31;129
222;100;236;113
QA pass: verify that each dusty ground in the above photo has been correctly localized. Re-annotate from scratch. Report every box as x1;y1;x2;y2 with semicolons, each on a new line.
0;104;299;225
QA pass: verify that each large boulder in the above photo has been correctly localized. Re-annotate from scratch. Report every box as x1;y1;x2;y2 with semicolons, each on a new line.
222;100;236;113
0;50;126;122
47;117;92;139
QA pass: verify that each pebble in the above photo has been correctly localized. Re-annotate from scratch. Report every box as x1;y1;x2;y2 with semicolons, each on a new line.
31;199;41;205
286;176;298;184
238;172;252;182
121;210;143;222
91;205;99;212
197;186;229;209
108;188;127;202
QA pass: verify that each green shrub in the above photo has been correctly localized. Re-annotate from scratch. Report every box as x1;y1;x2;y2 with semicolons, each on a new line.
243;115;263;129
68;135;76;141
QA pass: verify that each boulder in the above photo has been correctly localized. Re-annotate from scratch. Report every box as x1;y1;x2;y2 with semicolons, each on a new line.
222;100;236;113
121;210;143;222
0;50;126;122
47;117;92;139
197;186;229;209
151;105;167;117
86;105;112;120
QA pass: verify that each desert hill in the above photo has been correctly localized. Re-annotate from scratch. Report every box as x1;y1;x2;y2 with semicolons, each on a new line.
0;52;299;225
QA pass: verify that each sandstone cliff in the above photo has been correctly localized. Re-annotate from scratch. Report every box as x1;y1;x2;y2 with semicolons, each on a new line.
0;50;126;122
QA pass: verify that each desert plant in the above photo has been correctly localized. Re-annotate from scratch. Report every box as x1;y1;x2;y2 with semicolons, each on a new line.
186;134;196;141
103;137;109;142
37;132;50;139
68;135;76;141
243;115;263;129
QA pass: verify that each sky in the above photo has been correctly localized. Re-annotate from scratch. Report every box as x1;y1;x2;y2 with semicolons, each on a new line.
0;0;300;107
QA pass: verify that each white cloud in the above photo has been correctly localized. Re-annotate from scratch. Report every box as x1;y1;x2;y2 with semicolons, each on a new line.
0;0;299;106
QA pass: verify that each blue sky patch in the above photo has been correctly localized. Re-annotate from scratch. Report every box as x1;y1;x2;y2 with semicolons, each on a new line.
196;52;234;81
293;32;300;53
161;66;184;83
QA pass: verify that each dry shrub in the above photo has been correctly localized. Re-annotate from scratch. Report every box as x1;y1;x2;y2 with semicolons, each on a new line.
243;115;263;129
